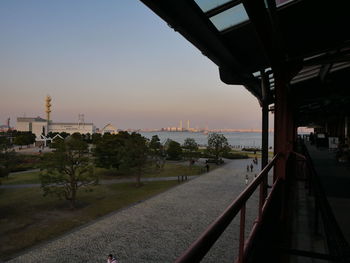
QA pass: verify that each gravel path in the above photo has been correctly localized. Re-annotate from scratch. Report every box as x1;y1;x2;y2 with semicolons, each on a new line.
7;159;261;263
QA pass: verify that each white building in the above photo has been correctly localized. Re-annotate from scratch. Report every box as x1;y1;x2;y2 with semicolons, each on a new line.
101;123;118;134
16;117;95;138
49;122;95;135
16;117;47;137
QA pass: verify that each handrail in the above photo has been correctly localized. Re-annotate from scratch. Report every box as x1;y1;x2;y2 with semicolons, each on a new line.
175;153;281;263
242;176;282;262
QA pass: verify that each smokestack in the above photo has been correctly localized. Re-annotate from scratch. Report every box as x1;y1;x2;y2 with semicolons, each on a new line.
7;117;10;128
45;95;52;122
45;95;52;135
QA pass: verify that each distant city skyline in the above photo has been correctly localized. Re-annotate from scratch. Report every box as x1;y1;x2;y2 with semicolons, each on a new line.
0;1;274;130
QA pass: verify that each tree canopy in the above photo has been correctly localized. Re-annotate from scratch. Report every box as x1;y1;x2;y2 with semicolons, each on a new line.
166;140;182;160
149;135;161;153
0;136;17;180
182;138;199;162
183;138;199;152
14;132;36;148
207;133;230;163
121;132;149;187
93;131;149;186
149;135;165;168
40;133;98;208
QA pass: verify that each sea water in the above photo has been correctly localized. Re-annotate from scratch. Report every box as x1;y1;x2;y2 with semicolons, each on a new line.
139;131;274;149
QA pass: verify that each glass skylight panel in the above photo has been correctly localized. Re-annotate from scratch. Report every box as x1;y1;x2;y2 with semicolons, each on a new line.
253;71;261;77
209;4;249;31
275;0;295;7
194;0;232;13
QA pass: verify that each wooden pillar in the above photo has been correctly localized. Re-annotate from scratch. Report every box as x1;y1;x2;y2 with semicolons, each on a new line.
260;70;270;208
274;70;294;180
261;71;269;171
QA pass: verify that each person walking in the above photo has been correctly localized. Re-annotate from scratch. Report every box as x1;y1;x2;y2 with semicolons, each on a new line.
245;174;249;185
205;163;210;172
246;164;250;172
107;254;118;263
250;163;253;172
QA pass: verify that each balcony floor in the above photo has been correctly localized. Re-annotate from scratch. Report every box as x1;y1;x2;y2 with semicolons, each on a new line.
306;143;350;245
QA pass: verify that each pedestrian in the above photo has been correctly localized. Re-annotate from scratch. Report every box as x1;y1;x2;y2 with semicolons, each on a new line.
205;163;210;172
107;254;118;263
245;174;249;185
246;164;250;172
254;156;258;165
250;163;253;172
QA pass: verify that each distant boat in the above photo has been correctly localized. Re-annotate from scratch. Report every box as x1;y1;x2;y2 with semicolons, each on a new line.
203;131;209;135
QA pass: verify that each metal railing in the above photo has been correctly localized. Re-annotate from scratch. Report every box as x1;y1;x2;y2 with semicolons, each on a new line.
175;153;281;263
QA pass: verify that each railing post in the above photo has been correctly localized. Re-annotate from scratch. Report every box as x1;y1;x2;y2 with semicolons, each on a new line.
259;184;264;220
238;204;246;263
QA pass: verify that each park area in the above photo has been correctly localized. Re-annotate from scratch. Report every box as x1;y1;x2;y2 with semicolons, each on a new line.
0;161;211;260
0;131;249;260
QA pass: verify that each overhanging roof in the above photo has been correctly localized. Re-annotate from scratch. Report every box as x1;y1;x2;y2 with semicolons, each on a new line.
140;0;350;126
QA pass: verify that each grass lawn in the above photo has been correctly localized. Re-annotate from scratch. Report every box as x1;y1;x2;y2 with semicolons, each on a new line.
0;180;179;260
90;162;209;180
1;171;40;185
231;149;274;158
2;162;209;185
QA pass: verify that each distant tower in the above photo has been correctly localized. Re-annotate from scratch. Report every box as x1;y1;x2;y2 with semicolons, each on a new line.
179;120;182;131
187;120;190;130
45;95;52;135
7;117;10;128
78;114;85;126
45;95;52;122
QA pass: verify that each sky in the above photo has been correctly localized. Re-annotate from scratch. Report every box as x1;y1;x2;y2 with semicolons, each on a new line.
0;0;274;130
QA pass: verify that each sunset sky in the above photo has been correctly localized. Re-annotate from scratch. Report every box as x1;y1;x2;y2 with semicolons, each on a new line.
0;0;274;130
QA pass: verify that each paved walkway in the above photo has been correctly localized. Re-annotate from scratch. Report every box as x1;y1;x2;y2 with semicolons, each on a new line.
7;158;261;263
9;169;40;175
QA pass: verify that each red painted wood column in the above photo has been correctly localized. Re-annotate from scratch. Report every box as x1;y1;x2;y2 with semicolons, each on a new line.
274;70;294;180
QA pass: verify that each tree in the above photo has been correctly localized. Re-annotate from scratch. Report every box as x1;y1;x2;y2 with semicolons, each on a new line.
183;138;199;164
121;132;149;187
59;132;70;139
183;138;199;151
149;135;165;168
47;132;59;138
149;135;161;153
14;132;36;148
81;133;92;143
167;140;182;160
93;132;149;186
207;133;230;163
93;132;126;170
91;133;102;144
39;133;98;208
0;136;17;181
